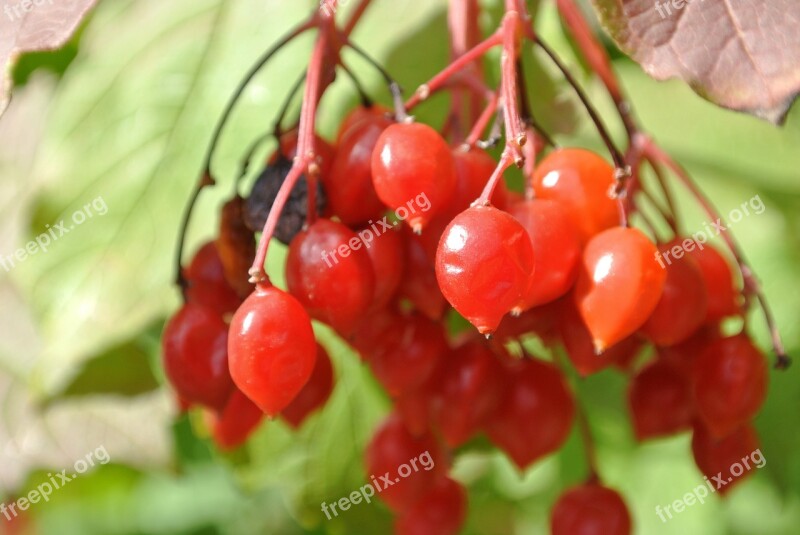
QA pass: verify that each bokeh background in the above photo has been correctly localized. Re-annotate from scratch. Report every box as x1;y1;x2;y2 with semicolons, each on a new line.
0;0;799;533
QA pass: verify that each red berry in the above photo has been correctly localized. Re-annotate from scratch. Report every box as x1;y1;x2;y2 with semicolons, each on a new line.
559;297;642;376
531;148;618;243
282;344;335;428
325;113;392;225
436;205;535;334
286;218;375;335
430;340;505;447
691;422;761;495
162;303;234;411
509;199;582;308
628;359;693;441
685;243;742;322
337;104;389;142
485;358;574;469
574;227;666;352
362;225;404;311
365;413;447;512
394;477;467;535
551;483;632;535
275;130;335;179
368;312;448;397
446;146;508;218
399;228;447;320
228;286;317;416
211;388;265;451
692;335;768;437
641;241;708;346
184;242;242;315
371;122;456;231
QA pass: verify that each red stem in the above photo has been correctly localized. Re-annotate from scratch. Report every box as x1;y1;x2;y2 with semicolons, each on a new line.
249;15;334;286
406;31;503;109
342;0;373;38
465;90;499;146
640;136;790;369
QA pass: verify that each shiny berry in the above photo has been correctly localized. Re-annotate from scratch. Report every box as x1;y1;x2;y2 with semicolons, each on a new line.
574;227;666;352
325;113;392;225
228;286;317;416
371;122;456;231
286;218;375;335
509;199;581;309
436;205;535;334
559;297;642;376
531;148;618;243
216;196;256;298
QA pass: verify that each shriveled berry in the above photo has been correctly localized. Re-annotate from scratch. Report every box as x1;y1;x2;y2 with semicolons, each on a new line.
244;156;326;244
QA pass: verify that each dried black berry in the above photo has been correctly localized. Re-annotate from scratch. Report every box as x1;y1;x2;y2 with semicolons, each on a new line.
244;157;326;244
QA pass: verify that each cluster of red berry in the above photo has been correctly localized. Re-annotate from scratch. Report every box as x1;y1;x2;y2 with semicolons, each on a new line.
162;95;772;533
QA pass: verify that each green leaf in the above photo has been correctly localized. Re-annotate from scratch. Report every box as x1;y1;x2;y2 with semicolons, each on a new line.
47;320;163;403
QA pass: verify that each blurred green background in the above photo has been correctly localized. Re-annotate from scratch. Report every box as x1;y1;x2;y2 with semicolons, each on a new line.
0;0;798;533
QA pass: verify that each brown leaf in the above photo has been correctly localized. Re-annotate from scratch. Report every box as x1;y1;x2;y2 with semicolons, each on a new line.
0;0;97;117
591;0;800;123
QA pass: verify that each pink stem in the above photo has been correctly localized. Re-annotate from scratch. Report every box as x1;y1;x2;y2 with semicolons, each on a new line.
249;14;333;287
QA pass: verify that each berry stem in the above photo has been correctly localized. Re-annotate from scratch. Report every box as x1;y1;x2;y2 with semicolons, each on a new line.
476;149;514;205
554;352;600;482
533;36;626;173
342;0;374;38
640;136;790;370
344;41;406;121
465;90;500;146
405;31;503;109
175;19;315;292
555;0;637;138
249;13;335;286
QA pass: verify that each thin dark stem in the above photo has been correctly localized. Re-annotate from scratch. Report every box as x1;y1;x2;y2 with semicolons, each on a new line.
534;37;626;171
273;72;308;137
343;41;406;120
338;62;372;107
175;21;314;289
